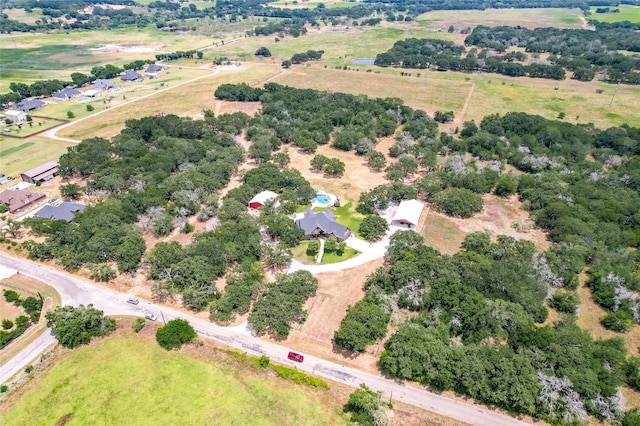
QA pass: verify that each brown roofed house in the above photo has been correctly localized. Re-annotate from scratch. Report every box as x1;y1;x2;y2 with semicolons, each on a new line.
0;188;46;213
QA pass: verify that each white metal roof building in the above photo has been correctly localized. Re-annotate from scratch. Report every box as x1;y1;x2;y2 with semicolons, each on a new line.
391;199;425;227
248;191;279;209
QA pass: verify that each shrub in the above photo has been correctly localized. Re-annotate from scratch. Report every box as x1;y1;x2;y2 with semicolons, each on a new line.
600;311;634;332
2;319;13;330
549;291;579;314
3;290;20;304
0;385;7;393
156;318;196;350
24;365;33;374
132;318;146;333
306;240;320;256
258;355;270;368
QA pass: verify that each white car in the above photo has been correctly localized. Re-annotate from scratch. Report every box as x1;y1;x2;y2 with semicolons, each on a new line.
145;313;157;321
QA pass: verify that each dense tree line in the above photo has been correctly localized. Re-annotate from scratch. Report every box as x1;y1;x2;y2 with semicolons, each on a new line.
374;37;566;80
465;25;640;84
215;83;434;155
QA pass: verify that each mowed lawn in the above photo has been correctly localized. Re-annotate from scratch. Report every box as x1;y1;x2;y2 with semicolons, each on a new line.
0;137;71;178
0;334;347;426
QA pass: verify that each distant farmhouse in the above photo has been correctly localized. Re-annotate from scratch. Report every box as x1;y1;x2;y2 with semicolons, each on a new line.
20;160;59;184
94;79;114;90
391;199;425;229
146;64;163;73
0;188;46;213
295;209;351;242
4;109;26;123
248;191;279;209
36;202;85;222
121;70;142;81
15;99;45;113
53;87;82;101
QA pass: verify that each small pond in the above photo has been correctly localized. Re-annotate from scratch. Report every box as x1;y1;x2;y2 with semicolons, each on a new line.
352;58;375;65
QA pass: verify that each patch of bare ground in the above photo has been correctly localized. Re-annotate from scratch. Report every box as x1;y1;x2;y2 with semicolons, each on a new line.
576;271;640;357
423;194;550;255
285;142;388;202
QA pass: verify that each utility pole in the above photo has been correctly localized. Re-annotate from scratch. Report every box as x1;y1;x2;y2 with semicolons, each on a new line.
160;311;167;325
609;80;620;107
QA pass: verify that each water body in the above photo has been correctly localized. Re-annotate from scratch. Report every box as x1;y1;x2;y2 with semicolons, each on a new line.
352;58;375;65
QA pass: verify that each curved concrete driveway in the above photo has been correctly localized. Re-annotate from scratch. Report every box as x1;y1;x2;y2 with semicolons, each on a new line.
0;254;532;426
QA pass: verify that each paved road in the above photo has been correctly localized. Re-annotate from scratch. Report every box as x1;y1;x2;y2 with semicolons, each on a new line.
0;253;531;426
0;330;56;384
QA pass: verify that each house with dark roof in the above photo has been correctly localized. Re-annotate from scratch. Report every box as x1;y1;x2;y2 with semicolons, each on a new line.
35;202;85;222
146;64;163;73
295;209;351;242
20;160;59;184
0;188;46;213
53;87;82;101
94;79;115;90
15;99;45;112
121;70;142;81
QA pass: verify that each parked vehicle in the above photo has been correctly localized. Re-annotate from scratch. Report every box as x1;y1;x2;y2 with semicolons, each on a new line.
288;351;304;362
127;297;139;305
145;313;157;321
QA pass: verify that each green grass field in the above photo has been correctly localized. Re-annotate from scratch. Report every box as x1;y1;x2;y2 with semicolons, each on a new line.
589;6;640;23
416;8;583;30
0;136;71;178
0;333;348;425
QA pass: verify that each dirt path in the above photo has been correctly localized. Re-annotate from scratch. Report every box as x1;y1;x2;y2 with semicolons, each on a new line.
456;81;476;126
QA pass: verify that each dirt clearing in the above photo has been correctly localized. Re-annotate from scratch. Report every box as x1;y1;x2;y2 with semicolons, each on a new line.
423;194;550;255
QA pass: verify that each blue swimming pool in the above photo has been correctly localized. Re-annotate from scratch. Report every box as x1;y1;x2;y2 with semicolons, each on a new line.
317;194;328;204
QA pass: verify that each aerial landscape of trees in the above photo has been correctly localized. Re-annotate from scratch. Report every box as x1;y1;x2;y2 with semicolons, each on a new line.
4;0;640;423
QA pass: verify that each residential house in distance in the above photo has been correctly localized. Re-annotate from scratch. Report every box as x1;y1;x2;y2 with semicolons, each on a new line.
295;209;351;242
121;70;142;81
15;99;45;113
94;79;115;90
53;87;82;101
146;64;163;73
4;110;26;123
36;202;85;222
248;190;279;209
391;199;425;229
0;188;46;213
20;160;59;184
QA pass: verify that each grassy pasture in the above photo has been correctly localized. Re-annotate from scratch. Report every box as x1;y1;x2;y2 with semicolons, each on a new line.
0;333;348;425
270;0;360;9
271;65;470;115
213;22;454;64
57;63;279;141
2;8;43;24
291;240;360;265
416;8;584;30
0;26;215;72
0;136;71;178
589;6;640;23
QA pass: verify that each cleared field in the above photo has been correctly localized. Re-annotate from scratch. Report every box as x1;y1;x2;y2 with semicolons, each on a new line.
270;0;360;9
58;63;279;141
0;332;348;425
214;22;455;64
416;8;584;30
465;75;640;128
0;27;215;72
271;65;470;115
589;6;640;23
0;136;71;178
